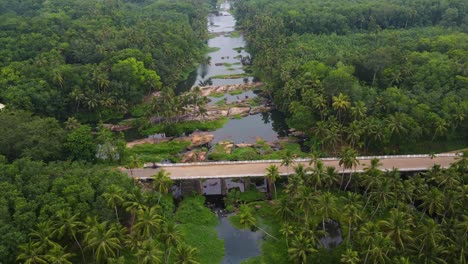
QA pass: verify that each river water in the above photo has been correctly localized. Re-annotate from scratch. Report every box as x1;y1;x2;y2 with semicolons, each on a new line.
192;1;286;144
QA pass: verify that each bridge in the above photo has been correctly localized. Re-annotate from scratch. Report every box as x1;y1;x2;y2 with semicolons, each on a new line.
123;153;460;180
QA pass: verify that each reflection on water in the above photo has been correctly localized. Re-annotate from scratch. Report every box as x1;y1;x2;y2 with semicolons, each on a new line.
213;114;277;144
319;219;343;249
216;214;263;264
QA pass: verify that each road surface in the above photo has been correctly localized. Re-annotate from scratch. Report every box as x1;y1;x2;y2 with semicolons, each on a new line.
123;154;459;180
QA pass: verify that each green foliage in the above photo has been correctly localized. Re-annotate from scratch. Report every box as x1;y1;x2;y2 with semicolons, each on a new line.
175;196;219;227
235;0;468;154
208;142;307;161
229;31;241;38
0;159;134;262
129;141;190;163
210;92;225;98
206;47;221;53
228;89;244;95
177;196;224;263
141;118;228;137
0;0;209;121
65;125;96;162
0;110;65;162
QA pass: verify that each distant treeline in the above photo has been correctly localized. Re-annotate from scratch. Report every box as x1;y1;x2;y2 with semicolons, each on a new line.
234;0;468;154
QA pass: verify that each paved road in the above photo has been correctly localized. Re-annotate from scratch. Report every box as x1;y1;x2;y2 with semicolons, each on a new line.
123;154;459;180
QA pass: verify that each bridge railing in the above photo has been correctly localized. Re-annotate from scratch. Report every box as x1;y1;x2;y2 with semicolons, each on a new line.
145;153;459;168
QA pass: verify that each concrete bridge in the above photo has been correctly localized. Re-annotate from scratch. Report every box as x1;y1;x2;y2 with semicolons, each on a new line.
123;153;459;180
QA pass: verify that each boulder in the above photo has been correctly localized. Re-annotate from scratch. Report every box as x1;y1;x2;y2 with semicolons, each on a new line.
236;143;254;148
189;133;214;149
228;107;250;117
249;106;270;115
218;141;234;154
181;150;207;162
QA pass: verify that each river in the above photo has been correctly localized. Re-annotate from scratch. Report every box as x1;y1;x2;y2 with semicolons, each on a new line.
191;1;287;144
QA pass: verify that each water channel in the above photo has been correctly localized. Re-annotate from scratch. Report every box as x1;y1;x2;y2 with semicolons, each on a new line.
191;1;286;144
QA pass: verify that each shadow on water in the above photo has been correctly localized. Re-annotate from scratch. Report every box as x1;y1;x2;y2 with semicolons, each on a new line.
205;195;263;264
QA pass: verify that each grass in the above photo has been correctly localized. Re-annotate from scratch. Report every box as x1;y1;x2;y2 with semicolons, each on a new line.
233;62;242;65
223;63;233;67
226;67;236;71
141;118;228;137
128;140;190;163
208;141;308;161
233;47;244;52
210;91;225;98
230;31;241;38
176;196;224;263
211;73;250;79
214;100;227;106
232;114;243;119
228;89;244;95
206;47;221;53
208;33;218;39
247;97;262;107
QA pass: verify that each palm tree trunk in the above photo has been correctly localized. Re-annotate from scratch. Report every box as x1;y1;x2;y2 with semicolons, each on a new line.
273;183;277;199
165;247;171;264
347;221;352;245
73;234;86;263
114;206;119;223
255;225;279;241
364;244;371;264
344;172;353;190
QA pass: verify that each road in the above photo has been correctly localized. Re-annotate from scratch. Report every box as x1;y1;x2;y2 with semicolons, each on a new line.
123;154;459;180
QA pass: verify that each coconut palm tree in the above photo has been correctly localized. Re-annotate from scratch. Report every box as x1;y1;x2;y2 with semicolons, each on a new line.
365;233;394;264
378;209;414;250
103;185;125;223
30;220;59;251
357;221;381;263
84;221;122;263
369;179;395;216
339;147;360;190
53;210;85;262
314;192;338;231
281;150;295;175
340;248;360;264
133;206;163;240
17;241;47;264
332;93;351;124
288;233;317;264
152;169;173;203
160;221;182;263
418;187;444;220
293;163;308;184
45;245;75;264
265;164;280;199
280;223;295;248
136;240;163;264
295;186;314;220
124;189;148;226
274;198;295;221
310;160;327;191
416;218;445;254
174;244;200;264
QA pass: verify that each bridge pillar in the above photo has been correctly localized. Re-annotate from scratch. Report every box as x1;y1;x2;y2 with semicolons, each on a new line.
221;179;227;195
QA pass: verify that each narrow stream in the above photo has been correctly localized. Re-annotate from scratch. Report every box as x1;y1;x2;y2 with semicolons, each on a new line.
206;195;263;264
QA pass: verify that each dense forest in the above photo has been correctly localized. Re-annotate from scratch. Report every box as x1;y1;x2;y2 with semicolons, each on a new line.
0;0;467;263
234;0;468;154
234;153;468;264
0;0;208;122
